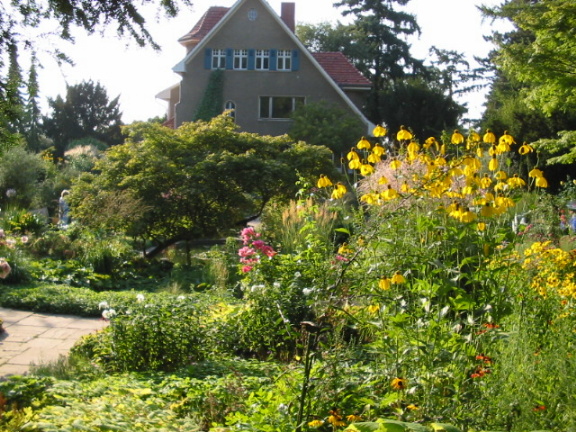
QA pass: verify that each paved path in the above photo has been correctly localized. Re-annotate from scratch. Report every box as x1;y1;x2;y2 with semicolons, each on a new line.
0;307;108;377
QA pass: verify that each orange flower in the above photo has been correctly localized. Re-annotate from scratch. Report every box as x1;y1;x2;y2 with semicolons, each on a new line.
391;377;408;390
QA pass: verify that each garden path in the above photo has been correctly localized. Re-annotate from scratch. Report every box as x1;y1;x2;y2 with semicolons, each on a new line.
0;307;108;377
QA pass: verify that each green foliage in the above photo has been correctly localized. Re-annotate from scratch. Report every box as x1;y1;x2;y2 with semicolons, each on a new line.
0;145;49;209
483;0;576;116
194;69;225;122
532;130;576;165
42;80;123;158
71;114;338;255
289;101;365;157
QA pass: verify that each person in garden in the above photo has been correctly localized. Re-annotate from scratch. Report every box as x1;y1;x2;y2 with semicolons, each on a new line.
58;189;71;226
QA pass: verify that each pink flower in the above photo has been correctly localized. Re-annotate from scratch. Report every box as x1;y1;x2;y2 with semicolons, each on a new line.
241;227;260;244
238;246;256;258
0;259;11;279
241;265;253;273
260;245;277;257
0;229;5;238
20;236;29;244
335;255;349;262
252;240;265;249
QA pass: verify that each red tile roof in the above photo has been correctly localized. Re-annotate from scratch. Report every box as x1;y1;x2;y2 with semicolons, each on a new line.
178;6;230;45
312;52;371;88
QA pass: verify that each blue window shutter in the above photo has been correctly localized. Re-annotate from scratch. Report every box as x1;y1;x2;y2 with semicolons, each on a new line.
204;48;212;69
291;49;300;71
248;49;255;70
226;48;233;70
270;49;278;71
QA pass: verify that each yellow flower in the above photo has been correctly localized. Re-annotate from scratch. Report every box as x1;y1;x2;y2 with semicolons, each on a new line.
495;170;508;181
451;129;465;145
360;163;375;176
535;176;548;188
477;222;487;231
367;153;381;164
406;404;419;411
407;141;420;153
372;144;386;156
519;142;534;155
367;304;380;315
468;130;481;143
488;156;499;172
480;174;492;189
499;130;515;146
459;208;477;223
378;175;388;185
349;158;361;170
373;124;387;137
507;174;526;188
529;168;544;178
346;149;359;161
483;129;496;144
317;175;332;188
331;183;347;199
308;420;324;428
347;414;362;422
424;136;439;150
381;186;399;200
480;204;496;218
379;277;392;290
357;137;371;150
360;193;380;205
391;271;406;284
390;158;402;170
397;125;413;141
391;377;408;390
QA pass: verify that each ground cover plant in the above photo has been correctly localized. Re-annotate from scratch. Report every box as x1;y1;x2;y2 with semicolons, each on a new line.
1;124;576;432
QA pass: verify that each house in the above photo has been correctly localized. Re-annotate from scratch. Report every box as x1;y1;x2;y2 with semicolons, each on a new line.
157;0;373;136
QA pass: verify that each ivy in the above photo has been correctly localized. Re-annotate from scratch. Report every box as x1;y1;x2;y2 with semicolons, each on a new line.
193;69;225;122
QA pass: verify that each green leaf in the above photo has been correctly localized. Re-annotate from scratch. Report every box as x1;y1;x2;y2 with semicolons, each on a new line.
430;423;461;432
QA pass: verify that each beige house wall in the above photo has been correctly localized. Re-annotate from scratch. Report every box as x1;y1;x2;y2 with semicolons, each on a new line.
174;0;368;135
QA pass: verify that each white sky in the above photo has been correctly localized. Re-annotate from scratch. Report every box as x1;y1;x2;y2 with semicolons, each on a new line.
32;0;507;124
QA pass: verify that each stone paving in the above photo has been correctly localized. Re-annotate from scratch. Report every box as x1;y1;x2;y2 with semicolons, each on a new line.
0;307;108;377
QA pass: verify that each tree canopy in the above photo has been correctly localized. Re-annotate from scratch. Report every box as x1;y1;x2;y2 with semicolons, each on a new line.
481;0;576;116
42;81;123;159
71;115;340;256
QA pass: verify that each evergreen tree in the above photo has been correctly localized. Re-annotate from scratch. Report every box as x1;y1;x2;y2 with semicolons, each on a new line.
333;0;425;121
42;80;123;158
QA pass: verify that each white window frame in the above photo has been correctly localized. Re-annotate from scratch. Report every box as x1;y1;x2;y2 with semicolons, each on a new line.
259;96;304;119
255;49;270;70
224;101;236;120
211;49;226;69
277;50;292;71
233;49;248;70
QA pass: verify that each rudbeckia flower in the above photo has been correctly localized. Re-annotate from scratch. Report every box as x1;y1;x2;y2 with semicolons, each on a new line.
367;153;381;164
495;171;508;181
349;158;361;170
488;156;499;171
483;129;496;144
391;377;408;390
468;130;481;143
331;183;347;199
507;174;526;188
391;271;406;284
373;124;387;137
477;222;486;231
459;208;477;223
378;175;388;184
317;175;332;188
518;142;534;155
480;204;496;218
357;137;371;150
381;186;399;200
372;144;386;156
451;129;465;145
347;148;359;161
499;130;515;146
379;278;392;290
360;192;380;205
407;141;420;153
424;136;439;150
529;168;544;178
535;176;548;188
360;163;375;176
480;174;492;189
397;125;413;141
390;158;402;170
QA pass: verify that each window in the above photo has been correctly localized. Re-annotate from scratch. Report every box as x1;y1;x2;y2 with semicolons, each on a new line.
233;49;248;70
224;101;236;120
255;50;269;70
259;96;304;119
211;49;226;69
277;50;292;71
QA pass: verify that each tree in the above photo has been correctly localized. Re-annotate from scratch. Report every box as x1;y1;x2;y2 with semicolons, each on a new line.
288;101;365;158
42;80;123;158
0;0;192;149
71;114;339;257
481;0;576;115
333;0;424;121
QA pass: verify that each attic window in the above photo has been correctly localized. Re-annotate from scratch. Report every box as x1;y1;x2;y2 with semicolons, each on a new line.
247;8;258;21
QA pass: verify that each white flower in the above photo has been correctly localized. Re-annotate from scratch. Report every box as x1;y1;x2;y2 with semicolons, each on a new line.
177;295;186;300
98;301;109;310
136;294;145;303
302;288;314;296
102;308;117;320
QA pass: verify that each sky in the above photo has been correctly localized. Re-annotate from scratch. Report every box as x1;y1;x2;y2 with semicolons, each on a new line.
32;0;507;124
